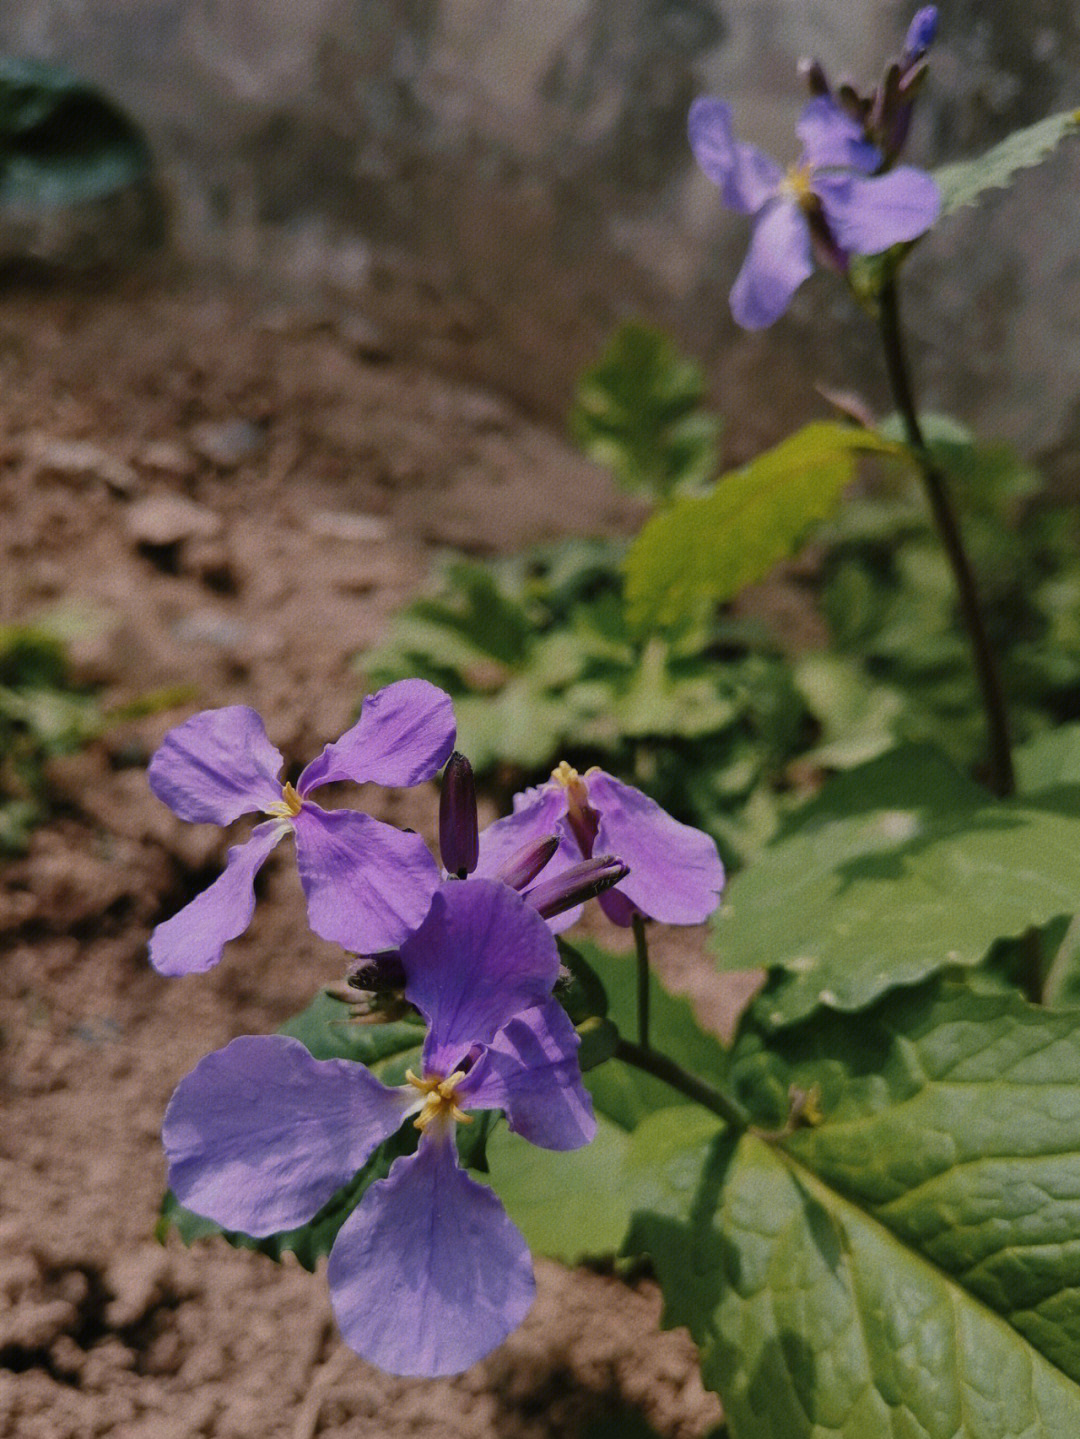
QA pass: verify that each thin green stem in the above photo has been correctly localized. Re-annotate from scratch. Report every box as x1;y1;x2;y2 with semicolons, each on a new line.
632;913;651;1049
877;277;1015;798
614;1037;753;1131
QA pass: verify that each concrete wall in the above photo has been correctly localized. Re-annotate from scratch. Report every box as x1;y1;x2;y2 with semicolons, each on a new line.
2;2;1078;479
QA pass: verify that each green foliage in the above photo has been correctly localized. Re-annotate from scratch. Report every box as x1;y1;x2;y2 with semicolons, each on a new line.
569;321;720;500
0;56;151;208
639;978;1080;1437
0;621;105;852
365;539;807;868
623;423;899;634
714;741;1080;1027
935;108;1080;216
808;419;1080;771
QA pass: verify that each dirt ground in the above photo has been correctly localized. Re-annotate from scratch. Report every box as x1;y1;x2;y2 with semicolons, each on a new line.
0;273;738;1439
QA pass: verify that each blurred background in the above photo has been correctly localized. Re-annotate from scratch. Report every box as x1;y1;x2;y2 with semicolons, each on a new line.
1;0;1079;476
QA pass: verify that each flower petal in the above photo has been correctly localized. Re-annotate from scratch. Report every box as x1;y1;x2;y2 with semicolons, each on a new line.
816;167;941;254
729;199;814;330
149;820;285;975
688;97;782;214
462;999;596;1151
297;679;455;794
328;1131;535;1376
148;706;284;824
293;805;440;954
796;96;880;173
163;1035;412;1236
589;771;724;925
402;881;560;1074
474;781;572;878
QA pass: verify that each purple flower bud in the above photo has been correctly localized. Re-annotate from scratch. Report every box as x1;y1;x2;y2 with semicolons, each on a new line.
494;833;561;891
798;56;830;97
903;6;938;64
439;751;479;877
524;855;629;922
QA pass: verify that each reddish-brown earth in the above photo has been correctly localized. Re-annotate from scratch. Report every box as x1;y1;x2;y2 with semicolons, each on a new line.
0;275;743;1439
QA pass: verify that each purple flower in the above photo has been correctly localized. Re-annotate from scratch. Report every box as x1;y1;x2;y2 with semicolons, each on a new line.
162;880;596;1377
688;95;941;328
476;762;724;929
147;680;455;974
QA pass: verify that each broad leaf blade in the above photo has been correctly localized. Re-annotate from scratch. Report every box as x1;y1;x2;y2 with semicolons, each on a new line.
634;981;1080;1435
624;424;897;633
715;744;1080;1027
936;109;1080;216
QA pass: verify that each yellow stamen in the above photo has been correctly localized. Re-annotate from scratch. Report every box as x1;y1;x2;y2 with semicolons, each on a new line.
551;760;591;828
265;781;304;820
780;162;816;210
407;1068;474;1131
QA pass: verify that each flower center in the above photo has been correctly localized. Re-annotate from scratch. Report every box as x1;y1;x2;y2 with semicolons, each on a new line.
265;781;304;820
781;162;816;210
551;761;600;856
406;1069;474;1132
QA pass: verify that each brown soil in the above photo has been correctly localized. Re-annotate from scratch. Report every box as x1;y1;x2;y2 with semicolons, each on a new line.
0;275;737;1439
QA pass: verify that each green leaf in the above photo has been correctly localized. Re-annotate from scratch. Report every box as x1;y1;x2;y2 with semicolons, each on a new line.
0;57;151;207
714;744;1080;1027
487;941;731;1261
569;321;720;500
936;109;1080;216
634;980;1080;1435
624;424;898;633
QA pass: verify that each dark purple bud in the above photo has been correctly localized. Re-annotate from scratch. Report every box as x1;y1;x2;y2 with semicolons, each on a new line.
798;56;830;97
902;6;938;64
347;950;406;992
495;833;560;891
836;80;871;122
439;751;479;877
870;61;903;137
524;855;630;921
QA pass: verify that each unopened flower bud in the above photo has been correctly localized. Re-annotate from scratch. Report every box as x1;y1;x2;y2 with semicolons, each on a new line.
798;56;830;97
494;834;560;891
902;6;938;65
439;751;479;878
524;855;629;921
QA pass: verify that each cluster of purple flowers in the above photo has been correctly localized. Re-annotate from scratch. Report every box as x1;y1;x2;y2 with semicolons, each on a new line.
151;680;724;1376
690;7;942;328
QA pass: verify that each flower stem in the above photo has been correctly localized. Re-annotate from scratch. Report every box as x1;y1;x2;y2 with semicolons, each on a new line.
877;276;1015;798
614;1036;753;1131
632;913;651;1049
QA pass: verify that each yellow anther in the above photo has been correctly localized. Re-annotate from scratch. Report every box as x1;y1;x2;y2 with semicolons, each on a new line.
551;760;581;790
780;163;816;210
551;760;592;828
408;1068;474;1131
265;781;304;820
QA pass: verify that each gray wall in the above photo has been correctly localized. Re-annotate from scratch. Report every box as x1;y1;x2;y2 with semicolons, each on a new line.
2;2;1079;480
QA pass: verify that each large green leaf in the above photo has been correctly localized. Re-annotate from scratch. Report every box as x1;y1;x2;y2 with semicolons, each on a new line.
488;940;731;1260
936;109;1080;217
714;744;1080;1027
624;424;897;633
633;980;1080;1436
0;56;151;207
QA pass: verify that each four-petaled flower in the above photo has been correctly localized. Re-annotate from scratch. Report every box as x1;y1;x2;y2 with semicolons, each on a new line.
163;880;596;1377
147;679;455;974
476;761;724;928
688;94;941;329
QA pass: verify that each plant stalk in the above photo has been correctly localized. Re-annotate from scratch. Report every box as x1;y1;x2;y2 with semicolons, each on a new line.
632;913;651;1049
614;1037;752;1131
877;277;1015;798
